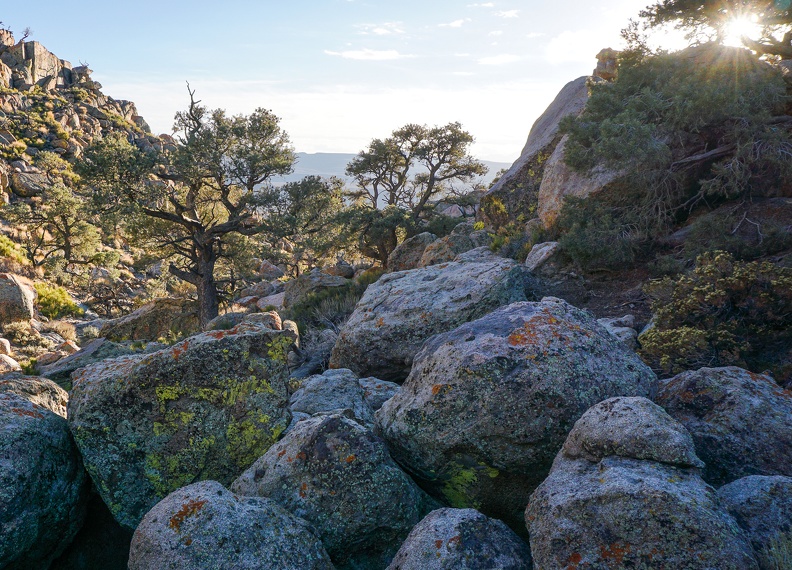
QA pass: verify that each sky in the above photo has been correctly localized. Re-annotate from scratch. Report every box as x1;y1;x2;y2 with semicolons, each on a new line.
2;0;661;162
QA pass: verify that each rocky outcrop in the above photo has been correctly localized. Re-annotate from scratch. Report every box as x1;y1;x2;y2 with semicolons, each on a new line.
232;413;431;568
257;259;285;280
376;298;657;532
359;376;400;411
0;273;35;322
0;374;68;417
655;367;792;486
129;480;333;570
387;508;532;570
419;223;491;267
67;322;295;529
718;476;792;569
99;297;199;341
38;337;143;386
0;392;89;569
329;256;536;382
387;232;437;272
479;76;588;227
536;134;622;227
283;268;349;309
526;397;758;569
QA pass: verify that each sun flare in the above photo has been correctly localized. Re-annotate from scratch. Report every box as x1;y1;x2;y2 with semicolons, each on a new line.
722;16;763;47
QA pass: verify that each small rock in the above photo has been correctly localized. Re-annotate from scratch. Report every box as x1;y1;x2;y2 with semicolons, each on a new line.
387;232;437;272
358;376;400;411
0;353;22;375
289;368;375;426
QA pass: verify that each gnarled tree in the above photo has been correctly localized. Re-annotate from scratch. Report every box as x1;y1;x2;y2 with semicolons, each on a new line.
80;89;295;326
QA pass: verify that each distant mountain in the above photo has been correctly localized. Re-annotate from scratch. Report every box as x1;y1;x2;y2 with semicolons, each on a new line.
272;152;512;188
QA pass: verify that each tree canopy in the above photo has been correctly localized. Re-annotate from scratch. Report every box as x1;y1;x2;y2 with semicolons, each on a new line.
79;89;295;327
344;122;487;264
639;0;792;56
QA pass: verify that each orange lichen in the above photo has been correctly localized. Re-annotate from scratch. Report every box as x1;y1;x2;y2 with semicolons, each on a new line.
434;539;443;549
345;454;356;463
11;407;43;419
565;551;583;569
299;482;308;498
168;499;207;532
599;542;630;564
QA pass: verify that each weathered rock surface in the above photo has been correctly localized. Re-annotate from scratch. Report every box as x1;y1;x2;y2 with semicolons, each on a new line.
289;368;375;426
419;223;491;267
359;376;400;411
536;134;622;227
523;241;560;272
283;268;349;309
38;337;135;386
597;314;638;349
0;373;68;417
526;396;758;569
387;508;532;570
330;257;536;382
258;259;285;280
324;260;355;279
387;232;437;272
232;413;430;567
129;480;332;570
718;475;792;568
376;298;657;531
656;366;792;486
0;353;21;375
68;323;295;529
0;392;89;569
99;297;199;341
479;76;589;227
0;273;35;322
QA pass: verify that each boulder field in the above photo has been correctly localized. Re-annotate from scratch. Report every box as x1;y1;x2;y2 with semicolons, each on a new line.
3;265;791;568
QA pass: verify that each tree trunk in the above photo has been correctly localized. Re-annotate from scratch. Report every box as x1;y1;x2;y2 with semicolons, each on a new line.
196;259;219;329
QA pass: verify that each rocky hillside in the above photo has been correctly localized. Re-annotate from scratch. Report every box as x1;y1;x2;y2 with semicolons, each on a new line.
1;29;791;570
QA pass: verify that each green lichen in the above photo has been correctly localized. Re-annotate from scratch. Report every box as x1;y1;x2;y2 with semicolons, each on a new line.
441;462;499;508
226;410;287;469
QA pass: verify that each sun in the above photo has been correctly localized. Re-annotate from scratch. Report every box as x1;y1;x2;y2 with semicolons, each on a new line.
722;16;763;47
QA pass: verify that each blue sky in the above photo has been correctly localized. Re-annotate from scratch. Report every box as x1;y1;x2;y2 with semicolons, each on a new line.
2;1;656;161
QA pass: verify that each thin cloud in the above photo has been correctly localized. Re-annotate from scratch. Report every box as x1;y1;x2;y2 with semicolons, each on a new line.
468;2;495;6
324;49;412;61
478;54;520;65
439;18;470;28
357;22;405;36
489;30;504;36
496;10;520;18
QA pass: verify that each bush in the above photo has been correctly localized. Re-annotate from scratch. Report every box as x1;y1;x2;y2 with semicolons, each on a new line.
562;46;792;237
555;195;642;270
42;320;77;342
34;282;84;319
638;251;792;383
0;235;28;266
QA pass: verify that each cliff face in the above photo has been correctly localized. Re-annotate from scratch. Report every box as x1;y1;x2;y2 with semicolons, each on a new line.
0;30;169;200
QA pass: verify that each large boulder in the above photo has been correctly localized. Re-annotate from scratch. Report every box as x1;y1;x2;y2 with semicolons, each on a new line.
67;322;295;529
376;298;657;531
99;297;199;341
387;232;437;272
129;480;332;570
387;508;532;570
479;76;589;227
655;366;792;486
0;392;89;569
283;267;350;309
329;256;536;382
0;273;35;323
289;368;375;426
718;476;792;569
419;223;492;267
526;397;758;569
0;374;68;417
232;413;431;568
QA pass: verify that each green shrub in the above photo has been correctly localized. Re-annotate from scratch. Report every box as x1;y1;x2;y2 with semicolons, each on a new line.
758;532;792;570
0;235;29;266
556;195;641;270
33;282;84;319
562;47;792;235
638;251;792;383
